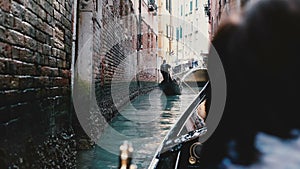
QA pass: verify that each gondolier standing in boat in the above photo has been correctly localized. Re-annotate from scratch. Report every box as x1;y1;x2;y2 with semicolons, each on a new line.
160;60;172;82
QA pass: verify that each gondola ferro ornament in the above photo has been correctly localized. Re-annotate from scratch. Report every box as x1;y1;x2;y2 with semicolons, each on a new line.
189;142;202;165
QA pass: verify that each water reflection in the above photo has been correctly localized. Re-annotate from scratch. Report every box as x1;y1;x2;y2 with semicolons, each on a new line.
160;95;180;111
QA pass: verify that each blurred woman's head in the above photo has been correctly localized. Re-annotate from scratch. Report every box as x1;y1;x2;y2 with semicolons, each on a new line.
212;0;300;133
202;0;300;167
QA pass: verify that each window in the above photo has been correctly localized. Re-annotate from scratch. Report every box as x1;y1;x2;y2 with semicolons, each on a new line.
166;0;168;11
195;19;199;33
166;25;169;37
166;0;172;13
180;26;182;39
166;25;172;38
181;5;183;16
185;3;188;15
196;0;198;9
190;1;193;13
176;27;179;40
169;0;172;13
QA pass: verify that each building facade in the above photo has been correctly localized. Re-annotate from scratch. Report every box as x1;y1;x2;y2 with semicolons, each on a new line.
208;0;250;39
172;0;210;69
157;0;172;64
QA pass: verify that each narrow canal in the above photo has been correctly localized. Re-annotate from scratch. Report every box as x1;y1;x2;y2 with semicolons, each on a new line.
78;86;201;169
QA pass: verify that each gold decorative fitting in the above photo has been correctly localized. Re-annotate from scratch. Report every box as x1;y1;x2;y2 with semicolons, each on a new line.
189;156;197;165
188;142;202;164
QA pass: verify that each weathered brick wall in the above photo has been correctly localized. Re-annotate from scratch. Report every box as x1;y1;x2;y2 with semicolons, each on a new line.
94;0;138;121
0;0;73;165
92;0;158;123
137;0;158;85
138;20;158;83
209;0;250;38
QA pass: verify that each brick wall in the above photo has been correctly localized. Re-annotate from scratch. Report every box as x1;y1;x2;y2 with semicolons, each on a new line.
0;0;73;162
94;0;158;123
138;0;158;84
209;0;250;39
138;20;158;83
94;0;139;121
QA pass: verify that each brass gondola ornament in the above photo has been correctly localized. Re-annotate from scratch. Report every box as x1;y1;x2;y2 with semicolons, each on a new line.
189;142;202;165
189;156;197;165
119;141;137;169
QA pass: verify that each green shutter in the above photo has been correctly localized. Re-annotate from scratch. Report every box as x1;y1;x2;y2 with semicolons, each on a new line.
180;26;182;39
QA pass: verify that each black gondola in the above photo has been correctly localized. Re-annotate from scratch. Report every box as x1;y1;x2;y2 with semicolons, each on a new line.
149;82;210;169
159;79;182;96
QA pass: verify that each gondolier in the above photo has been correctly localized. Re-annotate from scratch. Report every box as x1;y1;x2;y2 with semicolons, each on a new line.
159;60;182;95
160;60;172;82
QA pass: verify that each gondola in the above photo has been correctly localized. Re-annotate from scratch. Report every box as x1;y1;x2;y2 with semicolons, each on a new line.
149;82;210;169
159;79;182;96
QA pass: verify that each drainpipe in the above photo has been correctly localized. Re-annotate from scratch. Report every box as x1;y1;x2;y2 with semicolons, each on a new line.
70;0;78;126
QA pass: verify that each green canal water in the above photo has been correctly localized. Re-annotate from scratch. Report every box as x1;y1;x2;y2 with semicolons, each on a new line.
77;87;201;169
